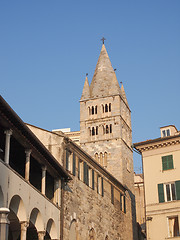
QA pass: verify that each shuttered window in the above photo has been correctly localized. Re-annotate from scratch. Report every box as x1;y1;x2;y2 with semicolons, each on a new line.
102;178;104;197
158;183;165;203
111;185;114;204
72;153;76;176
66;150;70;170
124;196;126;214
92;170;95;190
83;162;89;186
175;181;180;200
120;193;123;211
162;155;174;171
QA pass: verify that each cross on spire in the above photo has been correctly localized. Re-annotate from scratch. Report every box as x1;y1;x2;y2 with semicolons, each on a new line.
101;37;106;44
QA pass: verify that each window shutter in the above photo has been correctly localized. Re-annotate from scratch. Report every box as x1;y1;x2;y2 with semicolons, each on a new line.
66;150;69;170
120;193;122;211
111;185;114;204
86;165;89;186
92;170;94;190
83;162;87;184
78;159;80;179
124;196;126;213
73;154;76;176
162;156;167;170
175;181;180;200
158;183;165;203
102;178;104;197
167;155;173;169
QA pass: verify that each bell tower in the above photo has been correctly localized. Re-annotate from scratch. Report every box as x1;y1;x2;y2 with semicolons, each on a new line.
80;43;133;191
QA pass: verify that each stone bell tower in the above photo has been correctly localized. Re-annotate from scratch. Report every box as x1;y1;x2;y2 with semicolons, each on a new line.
80;42;133;191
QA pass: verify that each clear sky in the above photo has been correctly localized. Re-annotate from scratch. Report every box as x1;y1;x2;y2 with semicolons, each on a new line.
1;1;180;173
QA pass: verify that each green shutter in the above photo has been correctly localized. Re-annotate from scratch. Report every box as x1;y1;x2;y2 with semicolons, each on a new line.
124;196;126;213
158;183;165;203
162;155;173;170
83;162;87;183
167;155;173;169
162;156;168;170
175;181;180;200
73;154;76;176
102;178;104;197
92;170;94;190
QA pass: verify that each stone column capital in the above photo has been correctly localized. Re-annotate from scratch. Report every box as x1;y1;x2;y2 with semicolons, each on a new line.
37;231;46;240
42;165;47;172
20;221;29;230
4;129;13;136
0;208;10;225
25;149;32;156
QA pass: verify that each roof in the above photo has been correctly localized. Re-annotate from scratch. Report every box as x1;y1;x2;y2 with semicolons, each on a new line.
0;95;71;181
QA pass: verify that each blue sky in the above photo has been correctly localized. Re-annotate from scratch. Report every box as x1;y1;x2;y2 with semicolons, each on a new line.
1;1;180;173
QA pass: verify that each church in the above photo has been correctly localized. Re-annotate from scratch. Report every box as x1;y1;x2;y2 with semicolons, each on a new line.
0;42;138;239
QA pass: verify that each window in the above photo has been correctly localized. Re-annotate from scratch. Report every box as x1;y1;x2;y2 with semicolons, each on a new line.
97;175;104;196
83;162;89;186
111;185;114;204
168;216;180;237
162;155;174;171
95;105;97;114
78;159;83;181
162;129;170;137
66;150;72;172
158;181;180;203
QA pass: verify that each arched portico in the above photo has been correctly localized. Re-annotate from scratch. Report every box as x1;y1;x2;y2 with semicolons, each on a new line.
0;186;4;207
46;218;57;240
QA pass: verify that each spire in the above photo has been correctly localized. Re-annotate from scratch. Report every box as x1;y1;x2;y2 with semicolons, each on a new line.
90;44;121;98
81;75;90;100
121;83;129;106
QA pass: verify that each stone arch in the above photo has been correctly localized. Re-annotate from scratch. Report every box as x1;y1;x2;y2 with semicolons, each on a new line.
9;195;27;222
29;208;44;232
46;218;57;239
95;153;98;162
89;228;96;240
0;186;4;207
69;219;77;240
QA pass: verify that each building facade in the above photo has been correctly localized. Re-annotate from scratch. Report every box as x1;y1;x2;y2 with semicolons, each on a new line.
134;125;180;240
0;96;71;240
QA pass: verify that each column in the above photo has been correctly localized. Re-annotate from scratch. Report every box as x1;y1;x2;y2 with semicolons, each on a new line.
37;231;46;240
41;166;47;195
54;179;60;206
4;129;13;164
0;208;10;240
25;149;31;181
20;221;29;240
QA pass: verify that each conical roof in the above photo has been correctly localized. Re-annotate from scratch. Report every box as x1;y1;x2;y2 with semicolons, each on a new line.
90;44;121;98
121;83;129;106
81;76;90;100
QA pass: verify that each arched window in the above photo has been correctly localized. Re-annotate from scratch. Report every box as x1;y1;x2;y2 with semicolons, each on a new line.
96;126;98;135
109;103;111;112
95;153;98;161
100;152;103;165
104;152;107;167
105;104;108;112
69;220;77;240
110;124;112;133
92;106;94;115
102;105;104;113
106;125;109;134
92;127;95;136
95;105;97;114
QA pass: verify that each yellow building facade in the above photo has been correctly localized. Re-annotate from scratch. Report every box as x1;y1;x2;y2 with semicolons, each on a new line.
134;125;180;240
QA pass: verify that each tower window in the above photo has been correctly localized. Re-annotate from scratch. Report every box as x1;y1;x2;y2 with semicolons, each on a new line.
102;105;105;113
92;106;94;115
109;103;111;112
95;105;97;114
110;124;112;133
92;127;95;136
106;125;109;134
96;126;98;135
105;104;108;112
